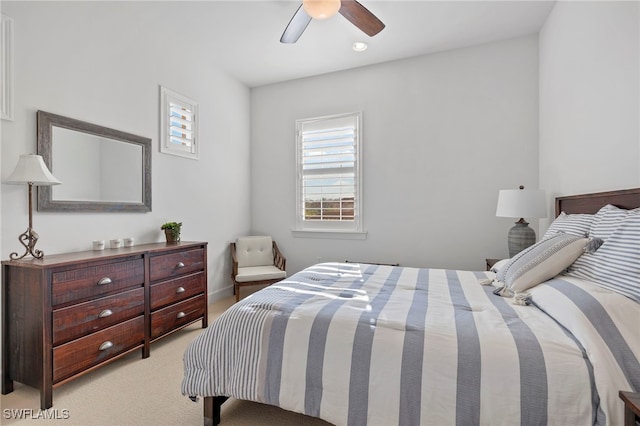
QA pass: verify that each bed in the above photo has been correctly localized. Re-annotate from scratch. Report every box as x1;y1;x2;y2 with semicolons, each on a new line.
182;188;640;426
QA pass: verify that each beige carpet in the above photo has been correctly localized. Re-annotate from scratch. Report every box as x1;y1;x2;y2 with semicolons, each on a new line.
1;296;332;426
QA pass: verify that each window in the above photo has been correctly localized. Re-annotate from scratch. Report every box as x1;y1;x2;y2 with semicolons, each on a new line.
1;14;14;121
294;112;364;237
160;86;199;159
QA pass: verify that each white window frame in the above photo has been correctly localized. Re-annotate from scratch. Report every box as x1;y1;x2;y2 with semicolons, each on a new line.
160;86;199;160
293;112;366;239
1;14;14;121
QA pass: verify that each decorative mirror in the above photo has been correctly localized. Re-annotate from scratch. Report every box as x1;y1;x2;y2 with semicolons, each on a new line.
37;110;152;212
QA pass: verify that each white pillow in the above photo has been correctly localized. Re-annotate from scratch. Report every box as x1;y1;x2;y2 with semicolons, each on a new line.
569;205;640;273
565;211;640;302
489;258;511;274
495;233;589;295
589;204;639;240
542;211;594;240
235;236;274;267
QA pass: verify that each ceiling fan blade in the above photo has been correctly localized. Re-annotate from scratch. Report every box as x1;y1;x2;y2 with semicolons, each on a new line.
339;0;385;37
280;5;312;43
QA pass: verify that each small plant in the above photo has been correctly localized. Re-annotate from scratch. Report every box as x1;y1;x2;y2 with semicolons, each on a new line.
160;221;182;231
161;222;182;243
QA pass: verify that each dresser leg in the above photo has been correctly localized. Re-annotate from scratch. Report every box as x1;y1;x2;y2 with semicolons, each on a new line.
40;387;52;409
624;405;638;426
201;311;208;329
1;377;14;395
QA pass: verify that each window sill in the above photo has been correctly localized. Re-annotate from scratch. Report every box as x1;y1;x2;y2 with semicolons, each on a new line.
291;229;368;240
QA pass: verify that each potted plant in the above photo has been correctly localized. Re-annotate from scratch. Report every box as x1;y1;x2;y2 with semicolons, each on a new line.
161;222;182;243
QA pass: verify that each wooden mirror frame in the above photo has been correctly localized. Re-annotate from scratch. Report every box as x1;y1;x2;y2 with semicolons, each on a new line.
36;110;152;212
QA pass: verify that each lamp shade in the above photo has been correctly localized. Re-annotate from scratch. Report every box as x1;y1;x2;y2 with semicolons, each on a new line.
496;187;547;219
5;154;61;186
303;0;341;19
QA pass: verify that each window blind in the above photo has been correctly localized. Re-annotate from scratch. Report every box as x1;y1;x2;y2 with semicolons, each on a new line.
300;116;357;222
168;102;195;149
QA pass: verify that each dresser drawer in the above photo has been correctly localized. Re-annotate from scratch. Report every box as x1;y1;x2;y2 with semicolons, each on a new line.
52;259;144;306
53;316;144;382
150;295;205;339
149;248;204;282
53;287;145;345
150;272;205;310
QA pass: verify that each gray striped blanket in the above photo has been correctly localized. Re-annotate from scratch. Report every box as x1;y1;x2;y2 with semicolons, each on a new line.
182;263;639;425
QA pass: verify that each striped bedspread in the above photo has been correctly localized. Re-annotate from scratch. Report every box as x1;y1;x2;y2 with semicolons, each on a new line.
182;263;639;425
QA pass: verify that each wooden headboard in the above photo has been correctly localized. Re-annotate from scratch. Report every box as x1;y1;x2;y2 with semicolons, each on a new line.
556;188;640;217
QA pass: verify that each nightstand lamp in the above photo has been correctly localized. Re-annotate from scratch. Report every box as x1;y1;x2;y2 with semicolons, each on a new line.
496;185;547;257
5;154;61;260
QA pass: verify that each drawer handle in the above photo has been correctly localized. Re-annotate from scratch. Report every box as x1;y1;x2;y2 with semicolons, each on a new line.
99;341;114;351
176;262;186;268
97;277;113;286
98;309;113;318
176;311;186;319
176;287;186;294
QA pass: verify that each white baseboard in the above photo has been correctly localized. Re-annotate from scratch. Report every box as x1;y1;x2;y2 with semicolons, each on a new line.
208;285;234;304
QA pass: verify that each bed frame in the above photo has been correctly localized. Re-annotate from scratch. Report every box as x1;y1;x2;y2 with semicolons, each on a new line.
556;187;640;216
203;187;640;426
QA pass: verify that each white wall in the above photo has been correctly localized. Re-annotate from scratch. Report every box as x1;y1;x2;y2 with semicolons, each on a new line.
539;0;640;220
251;35;540;274
0;2;252;300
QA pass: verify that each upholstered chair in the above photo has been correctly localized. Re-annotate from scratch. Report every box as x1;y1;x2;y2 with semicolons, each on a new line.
230;236;286;302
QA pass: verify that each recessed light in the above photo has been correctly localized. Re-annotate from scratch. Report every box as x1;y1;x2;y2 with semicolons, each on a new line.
352;42;368;52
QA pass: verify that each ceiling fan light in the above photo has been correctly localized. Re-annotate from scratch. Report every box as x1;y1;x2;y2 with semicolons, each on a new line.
303;0;341;20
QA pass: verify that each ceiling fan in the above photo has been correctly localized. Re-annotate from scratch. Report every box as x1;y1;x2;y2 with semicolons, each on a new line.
281;0;385;44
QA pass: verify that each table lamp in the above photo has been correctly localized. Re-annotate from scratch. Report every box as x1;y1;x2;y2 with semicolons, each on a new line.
5;154;61;260
496;185;547;257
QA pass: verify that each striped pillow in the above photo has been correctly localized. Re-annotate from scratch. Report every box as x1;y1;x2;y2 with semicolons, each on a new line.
565;211;640;302
542;212;594;240
589;204;639;240
495;233;589;295
569;205;639;273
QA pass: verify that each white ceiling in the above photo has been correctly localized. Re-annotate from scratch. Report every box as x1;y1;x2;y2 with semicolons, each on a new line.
15;1;556;88
184;1;557;88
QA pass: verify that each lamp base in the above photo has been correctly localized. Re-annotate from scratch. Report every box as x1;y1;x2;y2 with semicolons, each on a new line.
10;227;44;260
507;218;536;257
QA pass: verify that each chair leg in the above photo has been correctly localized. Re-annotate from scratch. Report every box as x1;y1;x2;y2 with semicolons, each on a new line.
235;283;240;303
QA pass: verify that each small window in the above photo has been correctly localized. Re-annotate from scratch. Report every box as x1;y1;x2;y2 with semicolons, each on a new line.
295;112;364;236
1;14;14;121
160;86;199;160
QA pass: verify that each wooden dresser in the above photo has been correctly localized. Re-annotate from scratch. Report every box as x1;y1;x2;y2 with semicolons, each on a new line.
1;241;208;409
